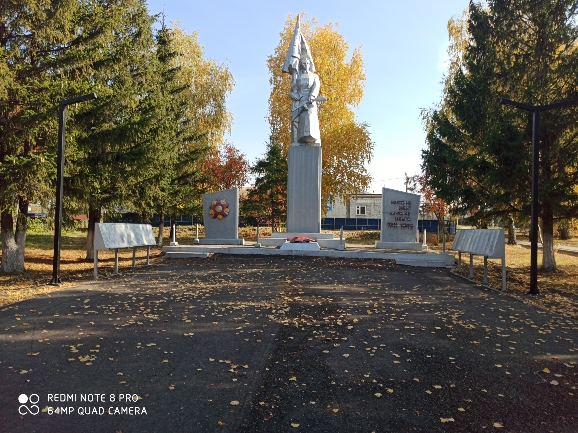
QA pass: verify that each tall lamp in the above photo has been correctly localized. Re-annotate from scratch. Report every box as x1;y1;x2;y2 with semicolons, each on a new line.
499;97;576;295
50;93;97;285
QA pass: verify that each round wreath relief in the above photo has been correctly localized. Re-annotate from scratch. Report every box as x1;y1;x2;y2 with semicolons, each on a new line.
209;199;230;219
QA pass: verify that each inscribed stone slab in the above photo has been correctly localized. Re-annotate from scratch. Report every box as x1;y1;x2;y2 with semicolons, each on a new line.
380;188;420;243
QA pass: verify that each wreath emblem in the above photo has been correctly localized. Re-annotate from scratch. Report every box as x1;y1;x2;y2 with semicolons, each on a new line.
209;199;229;219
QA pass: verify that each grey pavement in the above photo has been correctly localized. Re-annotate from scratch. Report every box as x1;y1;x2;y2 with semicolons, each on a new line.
0;255;577;433
517;240;578;256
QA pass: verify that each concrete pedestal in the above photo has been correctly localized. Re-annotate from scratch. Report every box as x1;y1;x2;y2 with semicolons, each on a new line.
280;241;321;251
286;145;322;233
196;238;245;245
375;241;424;251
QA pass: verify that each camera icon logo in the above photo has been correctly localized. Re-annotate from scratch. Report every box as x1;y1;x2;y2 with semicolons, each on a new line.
18;394;40;415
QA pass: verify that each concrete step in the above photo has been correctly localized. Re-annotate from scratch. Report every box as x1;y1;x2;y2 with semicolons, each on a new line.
165;251;211;259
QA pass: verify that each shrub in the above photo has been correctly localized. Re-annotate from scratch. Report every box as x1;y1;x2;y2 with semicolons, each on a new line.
27;217;49;233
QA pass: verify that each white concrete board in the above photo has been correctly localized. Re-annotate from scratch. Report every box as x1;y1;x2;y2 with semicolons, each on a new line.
94;223;156;250
452;229;505;258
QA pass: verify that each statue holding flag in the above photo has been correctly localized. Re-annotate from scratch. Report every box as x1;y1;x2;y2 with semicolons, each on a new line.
282;15;326;146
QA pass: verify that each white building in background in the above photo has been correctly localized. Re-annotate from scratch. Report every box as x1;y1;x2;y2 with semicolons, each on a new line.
326;194;382;219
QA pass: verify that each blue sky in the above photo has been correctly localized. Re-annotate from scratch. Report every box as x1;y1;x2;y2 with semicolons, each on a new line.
146;0;470;193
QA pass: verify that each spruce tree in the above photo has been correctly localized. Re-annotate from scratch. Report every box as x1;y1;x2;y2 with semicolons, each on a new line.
243;131;288;231
422;0;578;270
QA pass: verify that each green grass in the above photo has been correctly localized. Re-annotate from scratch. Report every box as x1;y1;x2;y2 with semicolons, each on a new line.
24;230;87;250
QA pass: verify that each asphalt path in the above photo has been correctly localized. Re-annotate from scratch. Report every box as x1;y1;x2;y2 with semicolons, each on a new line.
1;255;577;433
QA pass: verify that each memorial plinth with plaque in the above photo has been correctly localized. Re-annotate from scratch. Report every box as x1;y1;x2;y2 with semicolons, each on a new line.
376;188;423;251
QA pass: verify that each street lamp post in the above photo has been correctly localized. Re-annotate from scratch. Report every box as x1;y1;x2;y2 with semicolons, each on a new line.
499;97;576;295
50;93;97;285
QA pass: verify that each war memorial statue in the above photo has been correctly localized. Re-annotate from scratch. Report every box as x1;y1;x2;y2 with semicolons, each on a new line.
277;15;330;240
283;15;326;146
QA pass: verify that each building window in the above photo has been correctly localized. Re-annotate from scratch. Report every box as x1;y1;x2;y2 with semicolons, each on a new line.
356;206;366;216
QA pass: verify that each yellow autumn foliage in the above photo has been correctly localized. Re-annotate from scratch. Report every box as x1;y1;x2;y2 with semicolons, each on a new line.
267;14;374;206
170;23;234;148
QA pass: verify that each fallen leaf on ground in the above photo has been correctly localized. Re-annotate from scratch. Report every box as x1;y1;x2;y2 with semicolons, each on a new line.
230;400;239;406
440;418;454;423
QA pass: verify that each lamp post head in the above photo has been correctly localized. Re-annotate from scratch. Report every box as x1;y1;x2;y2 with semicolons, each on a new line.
61;93;97;107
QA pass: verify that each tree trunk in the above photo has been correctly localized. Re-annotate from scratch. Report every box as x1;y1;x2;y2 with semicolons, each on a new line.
541;206;556;271
439;217;446;252
157;211;165;247
85;204;101;261
507;215;517;245
1;203;27;273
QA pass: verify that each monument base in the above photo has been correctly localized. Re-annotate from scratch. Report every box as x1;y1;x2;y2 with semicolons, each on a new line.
261;232;342;249
270;232;334;239
375;241;424;251
280;241;321;251
286;145;322;233
197;239;245;245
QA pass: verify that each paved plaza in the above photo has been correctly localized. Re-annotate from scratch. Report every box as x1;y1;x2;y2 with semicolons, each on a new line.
1;255;577;432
